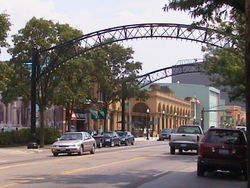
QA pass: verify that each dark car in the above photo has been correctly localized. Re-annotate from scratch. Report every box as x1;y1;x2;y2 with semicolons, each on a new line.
159;128;172;141
116;131;135;146
85;130;104;148
197;128;247;179
102;131;121;147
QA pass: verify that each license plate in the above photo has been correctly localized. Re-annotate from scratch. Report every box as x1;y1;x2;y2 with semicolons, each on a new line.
106;139;110;142
219;149;229;155
181;144;187;147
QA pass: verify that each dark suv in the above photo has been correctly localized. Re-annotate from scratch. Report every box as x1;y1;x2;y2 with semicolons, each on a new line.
197;128;247;179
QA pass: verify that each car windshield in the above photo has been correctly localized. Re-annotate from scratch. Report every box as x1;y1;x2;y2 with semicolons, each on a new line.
117;131;127;137
206;130;246;145
103;132;113;137
177;126;201;134
60;133;82;140
161;129;171;133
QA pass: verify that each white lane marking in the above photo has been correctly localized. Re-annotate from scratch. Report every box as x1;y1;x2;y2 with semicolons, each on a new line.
153;171;169;177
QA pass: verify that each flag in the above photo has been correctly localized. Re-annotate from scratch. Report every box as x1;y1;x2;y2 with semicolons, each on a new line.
71;111;77;120
196;98;201;104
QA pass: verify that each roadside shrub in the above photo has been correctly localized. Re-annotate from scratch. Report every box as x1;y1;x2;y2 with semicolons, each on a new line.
36;127;61;144
0;127;61;146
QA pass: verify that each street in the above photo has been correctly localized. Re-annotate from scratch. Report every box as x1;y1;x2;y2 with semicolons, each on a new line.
0;140;247;188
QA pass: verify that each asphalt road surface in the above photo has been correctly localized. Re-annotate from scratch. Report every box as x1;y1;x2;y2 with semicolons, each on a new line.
0;140;247;188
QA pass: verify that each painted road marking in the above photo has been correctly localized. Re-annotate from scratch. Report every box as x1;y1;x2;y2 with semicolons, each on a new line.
0;156;150;188
0;144;164;171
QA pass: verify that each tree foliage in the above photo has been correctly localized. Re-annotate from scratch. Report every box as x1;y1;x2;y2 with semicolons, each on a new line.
87;41;144;131
164;0;246;101
0;12;12;92
0;61;14;92
7;17;84;147
0;12;11;52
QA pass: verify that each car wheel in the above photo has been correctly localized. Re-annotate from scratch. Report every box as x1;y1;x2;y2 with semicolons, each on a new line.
125;140;129;146
243;169;248;180
53;153;58;157
78;146;84;155
90;145;95;154
170;147;175;154
98;142;103;148
131;141;135;145
118;141;121;147
197;162;205;176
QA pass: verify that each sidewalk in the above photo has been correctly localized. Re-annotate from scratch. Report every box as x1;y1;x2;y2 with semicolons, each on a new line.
0;137;159;156
134;137;159;141
0;145;51;155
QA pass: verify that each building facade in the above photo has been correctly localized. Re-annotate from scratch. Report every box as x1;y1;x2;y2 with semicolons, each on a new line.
159;83;221;131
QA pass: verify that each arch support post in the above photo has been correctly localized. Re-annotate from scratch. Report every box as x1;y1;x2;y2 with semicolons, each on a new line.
27;49;39;149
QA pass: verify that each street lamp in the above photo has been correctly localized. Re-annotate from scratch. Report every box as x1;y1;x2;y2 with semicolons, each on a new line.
174;112;177;128
184;114;188;124
162;110;165;130
146;108;150;140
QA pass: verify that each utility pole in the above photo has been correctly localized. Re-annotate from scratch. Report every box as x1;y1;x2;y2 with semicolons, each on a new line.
201;108;204;130
121;82;126;131
245;0;250;186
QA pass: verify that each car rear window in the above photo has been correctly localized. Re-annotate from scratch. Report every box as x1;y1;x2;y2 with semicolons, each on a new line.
177;126;201;134
205;130;246;145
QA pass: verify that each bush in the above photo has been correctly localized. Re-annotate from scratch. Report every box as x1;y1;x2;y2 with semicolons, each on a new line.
0;127;61;146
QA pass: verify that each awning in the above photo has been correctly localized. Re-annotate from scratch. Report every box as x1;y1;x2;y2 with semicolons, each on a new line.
89;109;99;119
98;110;106;119
76;113;86;120
99;110;111;119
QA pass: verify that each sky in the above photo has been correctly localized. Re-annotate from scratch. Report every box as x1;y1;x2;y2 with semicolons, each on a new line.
0;0;205;82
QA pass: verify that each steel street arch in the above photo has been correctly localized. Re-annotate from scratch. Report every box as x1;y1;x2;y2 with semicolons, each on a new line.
29;23;231;147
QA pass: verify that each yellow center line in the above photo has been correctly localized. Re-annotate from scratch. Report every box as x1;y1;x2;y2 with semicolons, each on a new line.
0;144;164;171
0;155;153;188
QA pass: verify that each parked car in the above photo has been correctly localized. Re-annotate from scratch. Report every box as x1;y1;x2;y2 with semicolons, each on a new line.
102;131;121;147
85;130;104;148
197;128;247;179
51;132;96;156
169;125;204;154
159;128;172;141
116;131;135;146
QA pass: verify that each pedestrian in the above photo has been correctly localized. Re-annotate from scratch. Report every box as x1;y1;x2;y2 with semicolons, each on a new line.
146;128;150;140
143;127;147;139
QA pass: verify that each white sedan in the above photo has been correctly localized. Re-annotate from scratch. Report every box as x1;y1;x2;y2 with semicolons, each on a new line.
51;132;96;156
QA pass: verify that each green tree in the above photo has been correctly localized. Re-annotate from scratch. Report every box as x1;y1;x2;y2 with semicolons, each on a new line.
8;17;83;147
0;61;14;91
164;0;246;101
0;12;12;91
52;57;93;130
0;12;11;51
88;42;144;131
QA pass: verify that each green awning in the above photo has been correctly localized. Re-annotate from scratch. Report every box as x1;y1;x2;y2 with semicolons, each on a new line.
98;110;106;119
89;109;99;119
98;110;111;119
